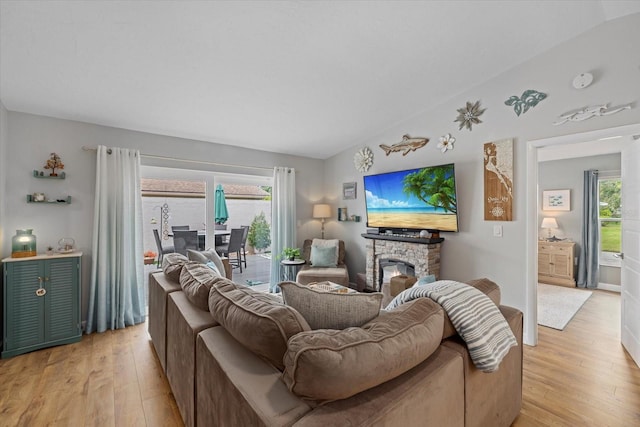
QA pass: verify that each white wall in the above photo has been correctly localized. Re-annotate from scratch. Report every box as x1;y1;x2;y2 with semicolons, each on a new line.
2;113;324;321
323;13;640;312
0;102;7;260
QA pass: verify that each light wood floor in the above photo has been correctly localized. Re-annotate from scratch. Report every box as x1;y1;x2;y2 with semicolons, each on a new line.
514;289;640;426
0;323;183;427
1;290;638;426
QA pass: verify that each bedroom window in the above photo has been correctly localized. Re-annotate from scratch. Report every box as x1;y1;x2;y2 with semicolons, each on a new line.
599;176;622;267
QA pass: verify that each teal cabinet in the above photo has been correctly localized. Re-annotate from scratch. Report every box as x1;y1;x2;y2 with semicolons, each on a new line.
2;253;82;358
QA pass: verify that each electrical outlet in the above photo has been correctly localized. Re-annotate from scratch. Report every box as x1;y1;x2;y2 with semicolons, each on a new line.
493;225;503;237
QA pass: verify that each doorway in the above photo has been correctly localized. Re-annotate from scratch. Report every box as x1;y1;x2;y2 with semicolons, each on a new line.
525;123;640;348
140;165;274;288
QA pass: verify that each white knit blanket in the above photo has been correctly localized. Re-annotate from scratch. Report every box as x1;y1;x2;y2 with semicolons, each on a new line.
386;280;517;372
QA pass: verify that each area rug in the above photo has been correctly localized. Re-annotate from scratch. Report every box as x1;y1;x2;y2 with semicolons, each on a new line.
537;283;592;330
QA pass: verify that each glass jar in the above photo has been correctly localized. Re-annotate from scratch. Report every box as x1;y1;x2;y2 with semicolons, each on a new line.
11;229;37;258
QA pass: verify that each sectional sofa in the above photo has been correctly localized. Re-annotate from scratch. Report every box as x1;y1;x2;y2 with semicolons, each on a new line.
148;252;523;427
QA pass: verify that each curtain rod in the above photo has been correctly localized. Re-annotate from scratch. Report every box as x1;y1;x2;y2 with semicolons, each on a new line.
81;146;274;172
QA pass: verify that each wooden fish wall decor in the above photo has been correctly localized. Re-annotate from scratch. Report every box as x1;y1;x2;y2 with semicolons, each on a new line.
380;134;429;156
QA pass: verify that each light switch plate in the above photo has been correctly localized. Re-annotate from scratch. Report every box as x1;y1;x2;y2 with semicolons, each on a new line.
493;225;503;237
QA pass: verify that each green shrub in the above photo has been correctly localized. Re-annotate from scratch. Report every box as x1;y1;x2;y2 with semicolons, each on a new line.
248;212;271;250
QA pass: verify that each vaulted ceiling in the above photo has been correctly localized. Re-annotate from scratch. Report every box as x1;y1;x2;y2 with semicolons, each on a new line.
2;1;639;159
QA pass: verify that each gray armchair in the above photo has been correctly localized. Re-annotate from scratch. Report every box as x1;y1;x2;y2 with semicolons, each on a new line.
295;239;350;287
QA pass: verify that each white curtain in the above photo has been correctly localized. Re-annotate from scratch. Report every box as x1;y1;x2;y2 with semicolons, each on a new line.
86;146;145;333
270;167;296;291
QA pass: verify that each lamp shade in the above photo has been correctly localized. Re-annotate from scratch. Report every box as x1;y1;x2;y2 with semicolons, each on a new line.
313;204;332;219
540;217;558;229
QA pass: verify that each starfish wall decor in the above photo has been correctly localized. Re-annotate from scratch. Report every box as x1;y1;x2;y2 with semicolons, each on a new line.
455;100;485;131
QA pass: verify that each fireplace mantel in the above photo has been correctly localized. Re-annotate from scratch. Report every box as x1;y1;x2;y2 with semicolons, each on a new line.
363;234;441;291
361;233;444;244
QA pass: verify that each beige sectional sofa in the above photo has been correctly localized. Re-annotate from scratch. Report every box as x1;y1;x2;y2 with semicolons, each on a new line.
148;253;522;427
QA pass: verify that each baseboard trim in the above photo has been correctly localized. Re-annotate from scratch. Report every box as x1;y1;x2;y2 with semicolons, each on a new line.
597;282;621;293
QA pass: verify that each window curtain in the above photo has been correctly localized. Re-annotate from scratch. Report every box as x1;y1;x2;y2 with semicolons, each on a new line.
270;167;296;291
86;146;145;333
577;169;599;288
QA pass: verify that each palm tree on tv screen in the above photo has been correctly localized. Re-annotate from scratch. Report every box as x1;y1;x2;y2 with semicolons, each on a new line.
403;166;457;214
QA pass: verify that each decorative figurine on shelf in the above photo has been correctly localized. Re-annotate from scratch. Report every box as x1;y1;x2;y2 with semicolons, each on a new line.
44;152;64;176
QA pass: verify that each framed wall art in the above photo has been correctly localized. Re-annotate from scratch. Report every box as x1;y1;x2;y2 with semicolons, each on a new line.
542;189;571;211
343;182;357;200
484;138;513;221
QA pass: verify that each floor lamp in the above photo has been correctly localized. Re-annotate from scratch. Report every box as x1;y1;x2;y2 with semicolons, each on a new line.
313;204;331;239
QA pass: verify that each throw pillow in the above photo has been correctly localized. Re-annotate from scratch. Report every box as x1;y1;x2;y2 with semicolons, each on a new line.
415;274;436;286
282;297;444;402
162;253;189;282
280;281;382;329
205;260;221;276
187;249;226;278
311;238;340;265
208;279;311;371
180;262;222;310
309;245;337;268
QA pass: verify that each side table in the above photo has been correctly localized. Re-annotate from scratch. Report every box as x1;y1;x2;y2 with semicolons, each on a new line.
280;259;306;282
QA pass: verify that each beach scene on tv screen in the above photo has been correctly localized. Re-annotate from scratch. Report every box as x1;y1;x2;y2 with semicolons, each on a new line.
364;165;458;232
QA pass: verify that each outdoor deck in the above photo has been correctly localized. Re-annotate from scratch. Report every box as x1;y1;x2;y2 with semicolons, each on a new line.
230;253;272;288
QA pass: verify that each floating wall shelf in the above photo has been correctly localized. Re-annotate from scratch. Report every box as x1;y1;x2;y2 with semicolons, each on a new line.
26;195;72;204
33;170;66;179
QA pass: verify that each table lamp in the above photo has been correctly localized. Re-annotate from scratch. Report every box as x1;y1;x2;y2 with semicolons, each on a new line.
313;204;332;239
541;217;559;241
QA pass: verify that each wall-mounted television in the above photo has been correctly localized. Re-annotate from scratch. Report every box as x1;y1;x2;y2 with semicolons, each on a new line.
363;163;459;232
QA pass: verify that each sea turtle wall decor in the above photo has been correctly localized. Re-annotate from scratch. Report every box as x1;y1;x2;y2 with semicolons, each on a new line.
504;90;547;116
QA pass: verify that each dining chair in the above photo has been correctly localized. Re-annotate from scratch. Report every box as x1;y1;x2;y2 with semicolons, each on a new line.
153;229;175;267
171;225;190;232
240;225;250;269
173;230;199;256
215;228;244;272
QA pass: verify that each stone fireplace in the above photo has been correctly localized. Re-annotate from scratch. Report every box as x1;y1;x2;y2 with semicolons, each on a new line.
364;235;441;291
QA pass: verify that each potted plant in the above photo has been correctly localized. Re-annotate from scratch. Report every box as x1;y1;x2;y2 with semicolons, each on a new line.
144;250;157;265
281;247;301;261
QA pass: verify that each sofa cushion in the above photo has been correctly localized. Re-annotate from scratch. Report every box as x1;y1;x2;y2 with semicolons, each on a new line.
280;281;382;330
187;249;226;278
309;245;337;267
162;252;189;282
282;297;444;402
208;279;311;370
180;261;222;310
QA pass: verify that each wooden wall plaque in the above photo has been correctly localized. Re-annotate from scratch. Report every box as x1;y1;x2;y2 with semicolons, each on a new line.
484;138;513;221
